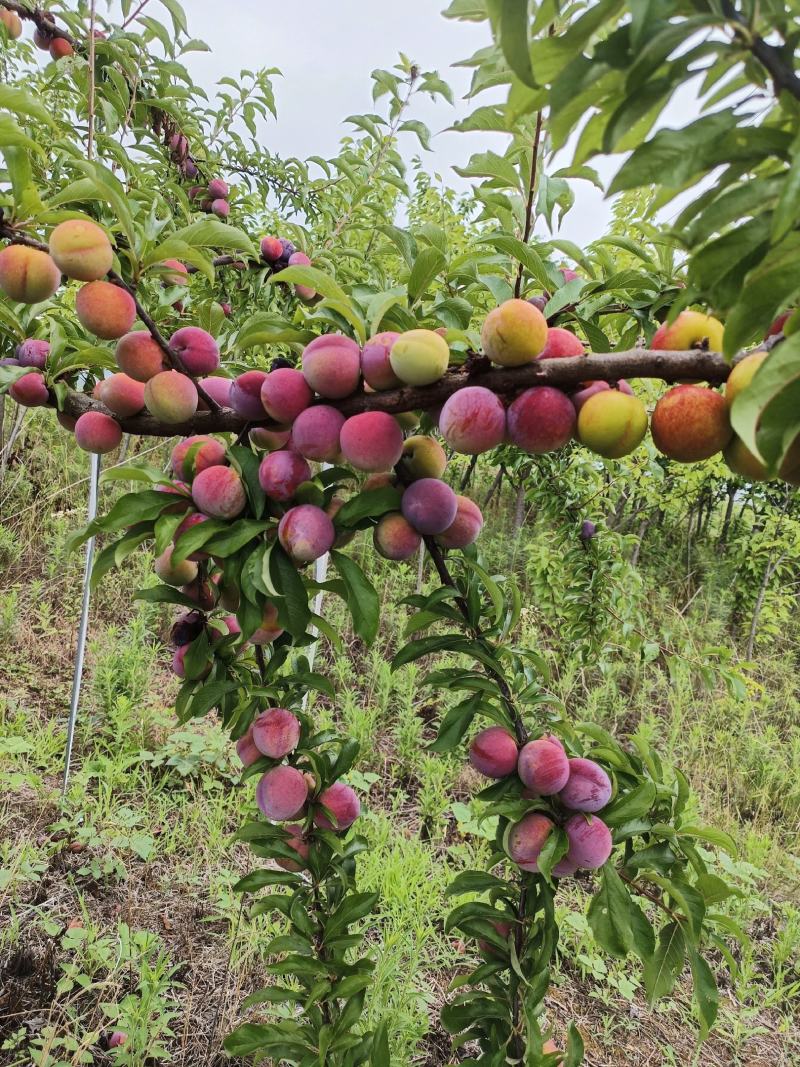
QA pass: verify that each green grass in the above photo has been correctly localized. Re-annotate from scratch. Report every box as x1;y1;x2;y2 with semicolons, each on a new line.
1;415;798;1065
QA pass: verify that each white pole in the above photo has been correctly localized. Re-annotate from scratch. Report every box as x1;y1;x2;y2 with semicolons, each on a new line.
302;464;331;710
62;452;100;797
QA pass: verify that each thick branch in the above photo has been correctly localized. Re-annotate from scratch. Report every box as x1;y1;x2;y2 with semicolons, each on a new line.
48;348;743;437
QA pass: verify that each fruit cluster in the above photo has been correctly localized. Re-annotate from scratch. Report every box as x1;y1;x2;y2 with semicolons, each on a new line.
1;7;76;57
188;177;231;218
469;728;613;878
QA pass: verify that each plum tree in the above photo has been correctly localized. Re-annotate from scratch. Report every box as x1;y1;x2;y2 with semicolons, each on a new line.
339;411;404;471
258;449;312;501
260;367;312;423
302;334;361;398
651;385;732;462
481;299;547;365
170;327;220;375
439;386;506;454
0;244;61;303
517;738;570;795
507;387;575;453
278;504;335;563
191;466;247;519
48;218;113;280
558;758;612;812
373;512;421;560
256;765;309;821
389;329;449;385
577;390;648;459
75;281;136;339
401;478;458;535
252;708;301;759
469;726;519;778
144;370;198;423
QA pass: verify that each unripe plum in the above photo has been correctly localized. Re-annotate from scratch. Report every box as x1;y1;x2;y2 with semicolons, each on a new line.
260;367;312;423
373;512;421;561
399;435;447;481
49;218;113;281
144;370;198;423
439;386;506;454
389;329;449;386
16;339;50;368
302;334;361;398
116;331;167;382
339;411;404;471
275;824;310;871
278;504;335;563
291;405;345;461
96;374;145;418
401;478;458;535
562;813;613;869
559;757;612;812
191;465;246;519
725;351;767;408
0;245;61;303
256;765;309;822
469;726;519;778
171;434;227;481
507;387;575;454
538;327;584;360
252;707;301;759
154;545;198;587
250;601;284;645
230;370;269;420
199;375;233;409
723;437;768;481
170;326;220;376
75;280;136;339
651;309;724;352
517;738;570;795
314;782;360;830
361;331;402;390
651;385;732;462
10;372;49;406
436;495;483;549
506;812;555;872
481;299;547;366
258;449;311;501
577;390;648;459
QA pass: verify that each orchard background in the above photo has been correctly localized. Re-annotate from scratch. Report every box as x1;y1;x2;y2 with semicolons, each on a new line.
0;1;799;1066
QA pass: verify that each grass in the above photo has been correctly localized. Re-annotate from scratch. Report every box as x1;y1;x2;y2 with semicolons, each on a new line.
0;412;798;1065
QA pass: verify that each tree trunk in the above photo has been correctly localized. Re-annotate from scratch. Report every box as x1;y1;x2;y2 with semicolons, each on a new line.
513;483;526;533
719;482;736;544
483;467;503;509
745;551;787;660
630;517;651;568
460;454;478;491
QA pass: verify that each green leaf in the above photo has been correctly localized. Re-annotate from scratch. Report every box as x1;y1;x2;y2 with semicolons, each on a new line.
602;781;656;827
643;921;685;1003
270;548;312;637
331;551;379;644
587;865;635;958
407;247;447;305
723;235;800;356
500;0;536;88
335;487;402;527
477;233;551;289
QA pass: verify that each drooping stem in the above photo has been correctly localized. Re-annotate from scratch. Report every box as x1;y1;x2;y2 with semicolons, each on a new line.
514;109;544;299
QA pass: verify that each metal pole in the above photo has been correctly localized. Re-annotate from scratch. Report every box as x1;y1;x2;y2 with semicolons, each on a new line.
62;452;100;797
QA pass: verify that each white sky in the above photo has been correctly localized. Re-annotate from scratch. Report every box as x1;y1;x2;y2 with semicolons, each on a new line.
173;0;617;245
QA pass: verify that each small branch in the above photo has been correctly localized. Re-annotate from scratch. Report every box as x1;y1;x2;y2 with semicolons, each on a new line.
0;0;76;46
514;109;544;299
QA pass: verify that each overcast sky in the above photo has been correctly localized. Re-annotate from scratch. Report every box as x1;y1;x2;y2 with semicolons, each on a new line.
169;0;618;245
